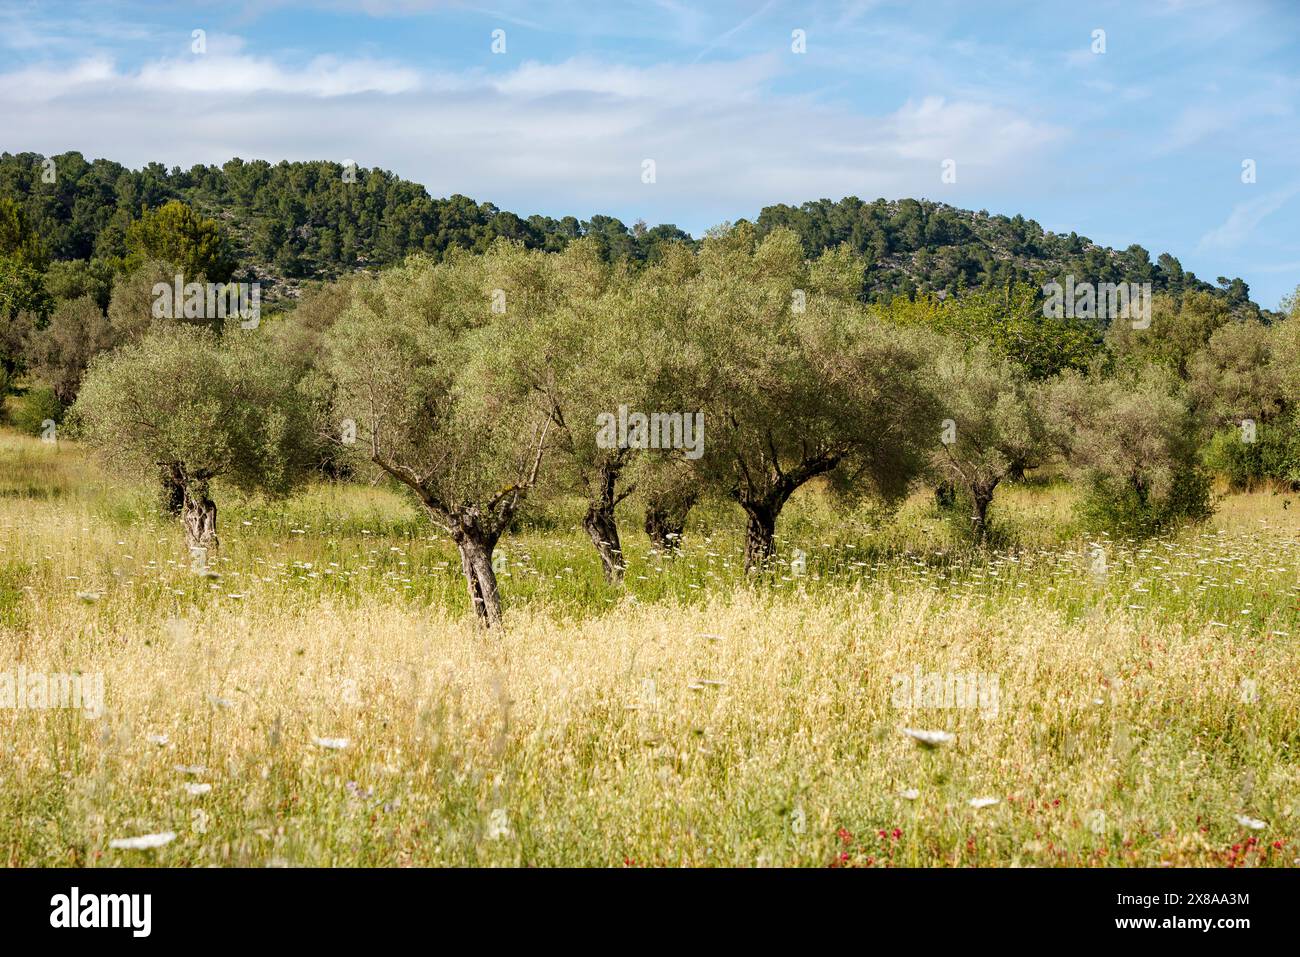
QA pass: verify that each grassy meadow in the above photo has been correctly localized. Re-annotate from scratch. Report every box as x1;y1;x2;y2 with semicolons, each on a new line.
1;427;1297;867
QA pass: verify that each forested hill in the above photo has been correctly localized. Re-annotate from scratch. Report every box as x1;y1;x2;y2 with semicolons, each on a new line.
0;151;1263;313
755;197;1253;310
0;151;691;280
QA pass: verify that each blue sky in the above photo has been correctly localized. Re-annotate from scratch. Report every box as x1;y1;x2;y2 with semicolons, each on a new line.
2;0;1298;307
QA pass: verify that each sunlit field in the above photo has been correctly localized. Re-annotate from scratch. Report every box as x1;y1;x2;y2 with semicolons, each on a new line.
2;429;1297;867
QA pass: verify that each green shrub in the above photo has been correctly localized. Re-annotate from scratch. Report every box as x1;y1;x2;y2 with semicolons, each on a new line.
11;386;64;437
1077;468;1213;538
1202;421;1300;490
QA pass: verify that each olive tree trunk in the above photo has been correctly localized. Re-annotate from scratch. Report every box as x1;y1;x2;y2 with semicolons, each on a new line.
452;522;503;628
969;478;999;543
583;462;626;584
583;504;624;584
371;419;547;631
733;450;840;573
741;500;780;572
182;481;218;551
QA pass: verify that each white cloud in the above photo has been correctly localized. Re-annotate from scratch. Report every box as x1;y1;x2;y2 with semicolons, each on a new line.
1159;105;1235;154
135;53;421;97
3;55;117;102
490;55;780;102
1197;184;1300;251
882;96;1064;165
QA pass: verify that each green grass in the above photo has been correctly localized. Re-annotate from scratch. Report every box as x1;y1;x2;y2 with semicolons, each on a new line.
0;428;1296;867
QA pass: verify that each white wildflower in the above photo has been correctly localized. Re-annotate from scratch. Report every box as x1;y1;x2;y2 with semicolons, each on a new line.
902;728;954;748
109;832;176;850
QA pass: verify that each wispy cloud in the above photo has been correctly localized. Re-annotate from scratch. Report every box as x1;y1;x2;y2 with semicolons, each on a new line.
1198;184;1300;251
692;0;776;62
136;52;422;96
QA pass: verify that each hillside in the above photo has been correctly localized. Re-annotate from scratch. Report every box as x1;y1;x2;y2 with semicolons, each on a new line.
0;151;1265;315
755;197;1254;310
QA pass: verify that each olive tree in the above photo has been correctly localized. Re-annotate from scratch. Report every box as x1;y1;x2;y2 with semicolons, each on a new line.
480;240;631;582
631;242;705;554
1186;319;1296;487
268;278;357;376
321;248;550;628
1046;366;1212;535
931;342;1051;542
104;258;266;513
268;278;359;478
495;238;705;564
681;226;937;571
71;323;312;550
1105;291;1231;378
24;294;118;404
107;260;179;343
1271;318;1300;478
1187;319;1286;427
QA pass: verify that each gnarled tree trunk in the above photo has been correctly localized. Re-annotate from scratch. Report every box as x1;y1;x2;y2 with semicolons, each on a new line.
584;504;624;584
741;500;779;572
733;450;840;573
182;481;218;551
375;418;548;632
969;478;998;543
583;462;625;584
454;523;503;628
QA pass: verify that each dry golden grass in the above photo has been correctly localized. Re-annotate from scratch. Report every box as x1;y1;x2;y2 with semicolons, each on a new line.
1;430;1297;866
